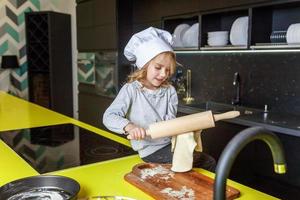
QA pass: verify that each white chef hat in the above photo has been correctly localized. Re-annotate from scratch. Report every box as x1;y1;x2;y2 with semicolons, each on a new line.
124;27;174;69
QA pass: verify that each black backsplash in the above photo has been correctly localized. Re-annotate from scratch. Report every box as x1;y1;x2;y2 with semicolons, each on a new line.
176;51;300;115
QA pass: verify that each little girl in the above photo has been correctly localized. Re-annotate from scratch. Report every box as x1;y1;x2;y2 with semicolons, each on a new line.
103;27;216;171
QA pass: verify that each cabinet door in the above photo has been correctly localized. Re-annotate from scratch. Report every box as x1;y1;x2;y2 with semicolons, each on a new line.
78;25;116;50
28;72;51;108
160;0;201;16
76;0;117;50
93;0;116;26
76;0;94;28
219;0;271;8
132;0;161;24
26;12;73;117
79;90;114;130
94;24;117;50
198;0;271;11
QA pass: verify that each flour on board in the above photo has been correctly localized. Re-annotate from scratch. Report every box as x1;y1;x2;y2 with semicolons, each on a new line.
140;165;174;180
161;186;195;200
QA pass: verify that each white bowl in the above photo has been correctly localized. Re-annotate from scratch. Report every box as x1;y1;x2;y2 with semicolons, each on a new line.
208;39;228;46
207;31;228;46
208;31;228;37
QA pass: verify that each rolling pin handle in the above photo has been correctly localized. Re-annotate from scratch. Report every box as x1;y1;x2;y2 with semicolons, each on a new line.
126;130;150;140
213;111;240;122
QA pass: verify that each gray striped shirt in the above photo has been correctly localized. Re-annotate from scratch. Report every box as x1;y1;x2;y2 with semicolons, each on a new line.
103;80;178;158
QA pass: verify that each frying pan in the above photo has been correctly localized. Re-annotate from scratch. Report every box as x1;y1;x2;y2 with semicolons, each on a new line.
0;175;80;200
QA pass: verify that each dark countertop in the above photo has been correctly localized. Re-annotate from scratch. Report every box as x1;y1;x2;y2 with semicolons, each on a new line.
178;102;300;137
78;83;300;136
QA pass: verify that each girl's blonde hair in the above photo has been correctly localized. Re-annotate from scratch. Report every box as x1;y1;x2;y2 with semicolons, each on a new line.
127;52;176;87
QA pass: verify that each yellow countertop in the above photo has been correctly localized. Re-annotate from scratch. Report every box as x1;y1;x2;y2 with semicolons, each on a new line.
0;91;278;199
0;139;39;186
51;155;277;200
0;91;130;147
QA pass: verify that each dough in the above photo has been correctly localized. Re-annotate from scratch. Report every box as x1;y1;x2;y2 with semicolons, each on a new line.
194;130;203;152
171;132;196;172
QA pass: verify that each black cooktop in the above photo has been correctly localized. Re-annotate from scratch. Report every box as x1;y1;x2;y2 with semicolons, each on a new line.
0;124;136;173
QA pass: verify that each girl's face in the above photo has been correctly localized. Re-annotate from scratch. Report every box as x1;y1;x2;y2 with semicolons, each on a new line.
143;52;174;90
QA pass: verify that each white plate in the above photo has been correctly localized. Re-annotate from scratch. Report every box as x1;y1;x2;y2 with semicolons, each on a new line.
182;23;199;47
230;16;249;46
287;23;300;44
172;24;190;47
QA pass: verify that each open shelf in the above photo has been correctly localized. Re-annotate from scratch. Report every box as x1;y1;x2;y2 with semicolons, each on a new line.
251;43;300;50
200;9;249;48
162;1;300;52
201;45;247;51
251;1;300;47
163;14;199;49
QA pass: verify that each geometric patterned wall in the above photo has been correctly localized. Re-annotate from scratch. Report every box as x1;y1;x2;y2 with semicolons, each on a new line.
78;52;96;84
0;0;79;173
77;51;117;97
0;0;68;99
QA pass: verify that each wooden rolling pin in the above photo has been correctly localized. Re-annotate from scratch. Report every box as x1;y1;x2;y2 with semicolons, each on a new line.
127;110;240;139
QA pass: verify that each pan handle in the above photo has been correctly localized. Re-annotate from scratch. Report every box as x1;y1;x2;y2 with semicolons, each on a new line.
214;111;240;122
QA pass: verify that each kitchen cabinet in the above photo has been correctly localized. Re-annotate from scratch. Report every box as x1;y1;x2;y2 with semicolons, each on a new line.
77;1;134;129
216;0;272;8
132;0;200;25
131;0;270;26
162;0;300;51
132;0;161;24
76;0;117;51
78;84;114;130
251;1;300;49
93;0;116;26
76;0;93;28
162;13;199;48
25;11;73;117
160;0;201;16
197;0;273;12
129;0;163;33
130;0;272;31
200;9;249;50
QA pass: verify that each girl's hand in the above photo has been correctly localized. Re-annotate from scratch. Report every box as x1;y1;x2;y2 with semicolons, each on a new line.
124;123;146;140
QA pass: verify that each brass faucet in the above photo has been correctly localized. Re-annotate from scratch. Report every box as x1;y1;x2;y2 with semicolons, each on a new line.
183;69;194;104
213;126;286;200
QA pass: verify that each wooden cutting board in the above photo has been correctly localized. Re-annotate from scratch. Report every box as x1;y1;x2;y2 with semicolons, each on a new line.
124;163;240;200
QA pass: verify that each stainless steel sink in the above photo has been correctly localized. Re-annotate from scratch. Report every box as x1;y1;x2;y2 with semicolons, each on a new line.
183;101;262;115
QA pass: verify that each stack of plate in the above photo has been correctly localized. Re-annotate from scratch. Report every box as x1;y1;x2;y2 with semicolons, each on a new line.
270;30;287;43
172;24;190;47
181;23;199;47
230;16;249;46
207;31;228;46
286;23;300;44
